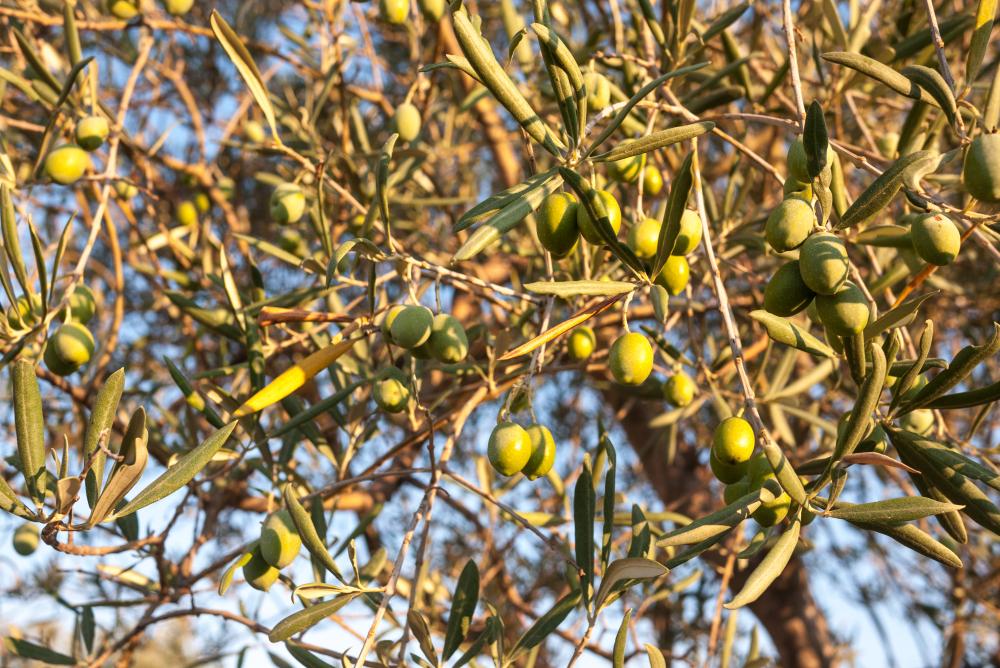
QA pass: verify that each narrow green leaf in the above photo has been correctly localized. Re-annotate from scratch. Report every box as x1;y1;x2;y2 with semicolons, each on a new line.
821;52;939;108
284;486;343;580
210;11;281;142
701;3;751;43
455;169;559;232
84;368;126;509
803;101;829;178
524;280;636;297
901;65;958;128
12;359;46;505
838;151;936;229
3;637;75;665
645;643;667;668
592;122;714;162
268;594;360;642
725;519;801;609
88;408;148;526
901;323;1000;412
442;560;480;660
511;590;581;655
863;292;935;340
926;379;1000;410
847;519;962;568
653;152;694;275
1;185;31;300
967;0;998;84
749;310;836;358
574;463;596;607
890;320;933;414
828;497;963;523
218;549;255;595
113;422;237;518
613;608;632;667
658;487;768;548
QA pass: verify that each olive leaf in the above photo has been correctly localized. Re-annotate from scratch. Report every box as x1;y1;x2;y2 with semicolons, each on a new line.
646;644;668;668
613;608;632;667
636;0;667;47
451;9;563;155
898;323;1000;413
967;0;998;84
452;616;500;668
653;152;694;275
83;368;125;508
284;486;343;580
11;28;61;94
574;462;596;608
803;101;829;179
901;65;958;128
268;593;361;642
87;408;148;527
510;590;581;657
442;560;480;660
846;518;962;568
111;422;237;519
532;23;586;142
12;360;46;506
749;310;836;358
837;151;936;229
658;487;770;548
701;2;751;43
455;168;560;232
854;225;912;248
828;344;886;471
725;519;801;609
0;472;32;519
285;643;335;668
927;379;1000;410
219;549;255;596
821;52;939;108
893;430;1000;493
210;11;281;143
3;637;75;666
599;426;617;569
591;122;714;162
593;557;669;611
827;497;963;523
863;292;935;340
524;280;636;297
1;185;31;300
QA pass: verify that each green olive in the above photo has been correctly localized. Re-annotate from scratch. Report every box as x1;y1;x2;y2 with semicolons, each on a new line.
75;116;110;151
962;134;1000;202
709;449;748;484
162;0;195;16
374;367;410;413
608;146;645;183
567;326;596;361
13;523;39;556
427;314;469;363
270;183;307;224
642;165;663;196
60;284;97;325
417;0;446;20
798;232;849;295
44;145;90;185
899;408;934;435
723;480;750;505
243;120;267;143
381;305;406;344
394;103;422;142
627;217;661;260
389;305;434;349
814;281;869;337
176;200;199;227
662;371;695;407
765;197;816;253
654;255;690;295
712;416;755;465
243;546;280;591
583;71;611;110
786;138;834;183
537;192;580;256
487;421;532;476
44;322;95;376
380;0;409;25
609;332;654;386
106;0;140;19
522;424;556;480
910;213;960;266
575;189;622;244
763;261;815;317
259;509;301;569
672;209;703;256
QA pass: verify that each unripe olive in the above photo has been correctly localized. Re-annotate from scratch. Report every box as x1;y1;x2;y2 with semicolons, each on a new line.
752;482;791;527
487;421;532;476
217;176;235;201
259;509;301;569
608;332;654;386
782;178;812;200
44;322;95;376
654;255;689;296
7;293;43;328
627;217;661;260
673;209;703;256
899;408;934;435
44;145;90;185
194;192;211;214
746;452;772;488
786;139;834;183
243;546;280;591
583;71;611;110
723;480;750;505
427;314;468;363
394;103;421;142
162;0;195;16
75;116;110;151
712;416;755;465
537;192;580;256
876;132;899;158
417;0;446;20
270;183;307;224
13;523;39;556
962;134;1000;202
522;424;556;480
176;200;199;227
763;261;815;317
910;213;960;266
709;449;748;484
243;120;266;143
374;367;410;413
381;305;406;344
380;0;409;24
389;305;434;349
663;371;695;407
798;232;849;295
814;281;869;337
106;0;140;19
114;180;139;200
642;165;663;196
61;284;97;325
765;197;815;253
567;326;596;361
576;189;622;244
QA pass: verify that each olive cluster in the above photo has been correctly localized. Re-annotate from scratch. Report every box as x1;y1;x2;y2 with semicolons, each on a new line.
243;509;302;591
105;0;195;20
487;421;556;481
6;286;98;377
710;417;792;528
42;114;110;186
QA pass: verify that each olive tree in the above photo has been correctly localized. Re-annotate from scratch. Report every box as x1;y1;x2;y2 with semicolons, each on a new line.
1;0;999;667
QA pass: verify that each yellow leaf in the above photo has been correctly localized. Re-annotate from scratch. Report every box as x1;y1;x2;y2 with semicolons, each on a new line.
498;294;622;362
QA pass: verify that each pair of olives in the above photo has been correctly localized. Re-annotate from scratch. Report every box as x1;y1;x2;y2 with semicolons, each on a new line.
381;305;470;364
106;0;194;19
487;421;556;480
712;418;792;527
536;189;623;256
243;509;302;591
626;209;700;296
270;182;307;224
37;286;99;377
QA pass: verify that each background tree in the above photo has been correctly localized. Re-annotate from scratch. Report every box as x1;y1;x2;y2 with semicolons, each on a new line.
1;1;999;667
